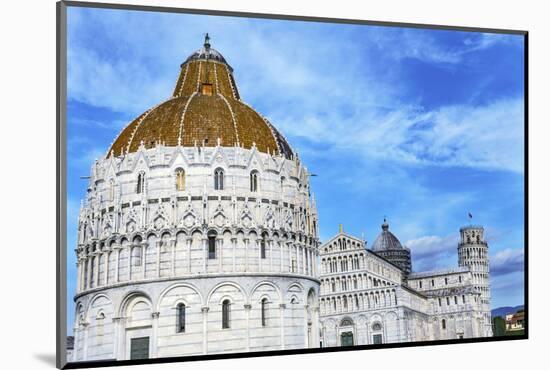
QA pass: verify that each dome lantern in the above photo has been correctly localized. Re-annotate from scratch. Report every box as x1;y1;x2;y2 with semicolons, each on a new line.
108;37;295;159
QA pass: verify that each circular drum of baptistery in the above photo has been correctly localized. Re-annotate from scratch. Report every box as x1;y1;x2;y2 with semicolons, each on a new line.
72;38;321;362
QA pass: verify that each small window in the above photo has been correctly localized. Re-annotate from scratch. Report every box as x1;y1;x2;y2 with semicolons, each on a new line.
431;279;435;287
462;295;466;304
208;232;216;259
445;277;448;285
446;297;450;305
459;275;462;283
419;281;422;289
201;83;213;96
222;300;230;329
214;168;224;190
260;233;267;259
132;246;142;266
136;172;146;194
250;170;259;192
175;168;185;191
441;319;446;330
261;298;268;327
438;298;442;307
177;303;186;333
454;296;458;305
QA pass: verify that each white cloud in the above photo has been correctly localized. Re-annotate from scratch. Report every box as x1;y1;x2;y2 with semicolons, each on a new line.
490;248;524;276
67;9;524;173
405;234;458;271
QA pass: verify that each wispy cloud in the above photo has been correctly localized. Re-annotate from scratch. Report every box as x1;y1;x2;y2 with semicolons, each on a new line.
405;234;458;271
67;9;524;173
378;31;515;64
490;248;524;276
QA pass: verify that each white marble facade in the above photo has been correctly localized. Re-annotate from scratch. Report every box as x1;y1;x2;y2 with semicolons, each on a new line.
72;144;320;361
318;227;492;347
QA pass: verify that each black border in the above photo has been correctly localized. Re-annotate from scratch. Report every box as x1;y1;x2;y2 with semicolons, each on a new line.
56;1;528;369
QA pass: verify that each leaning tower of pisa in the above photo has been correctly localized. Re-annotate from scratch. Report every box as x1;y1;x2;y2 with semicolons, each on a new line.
457;225;492;336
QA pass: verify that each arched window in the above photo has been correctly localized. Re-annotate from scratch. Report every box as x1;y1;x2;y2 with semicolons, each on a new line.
341;318;353;326
177;303;186;333
208;231;217;259
250;170;259;192
131;246;142;266
280;177;285;192
261;298;268;327
136;172;146;194
214;168;224;190
175;168;185;191
260;233;267;259
222;300;230;329
441;319;446;330
372;323;383;344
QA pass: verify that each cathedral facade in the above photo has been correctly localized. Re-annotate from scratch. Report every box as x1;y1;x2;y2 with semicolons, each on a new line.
318;222;492;347
72;37;320;362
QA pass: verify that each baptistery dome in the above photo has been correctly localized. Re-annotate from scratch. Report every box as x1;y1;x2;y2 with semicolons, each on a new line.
72;36;320;363
108;34;294;159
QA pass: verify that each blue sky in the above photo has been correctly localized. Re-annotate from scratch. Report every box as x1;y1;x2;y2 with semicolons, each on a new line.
66;6;525;334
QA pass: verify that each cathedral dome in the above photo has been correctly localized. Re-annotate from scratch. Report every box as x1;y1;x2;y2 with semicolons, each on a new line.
108;35;294;159
371;219;404;251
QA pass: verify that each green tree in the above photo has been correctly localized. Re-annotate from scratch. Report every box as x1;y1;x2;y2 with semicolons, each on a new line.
492;316;506;337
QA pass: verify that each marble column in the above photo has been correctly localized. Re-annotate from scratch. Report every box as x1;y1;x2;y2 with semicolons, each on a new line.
115;247;120;283
171;239;176;276
279;304;286;350
151;312;160;358
187;237;192;273
94;253;100;287
279;241;283;272
201;307;209;354
141;243;146;279
218;238;223;271
244;238;249;272
231;237;237;272
244;304;252;351
269;240;273;272
104;251;109;286
156;241;161;278
202;238;207;273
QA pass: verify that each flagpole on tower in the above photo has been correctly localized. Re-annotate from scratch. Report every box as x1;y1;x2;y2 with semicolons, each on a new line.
468;212;473;226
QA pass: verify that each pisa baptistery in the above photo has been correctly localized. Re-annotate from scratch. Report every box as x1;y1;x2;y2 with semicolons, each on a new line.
72;35;321;362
